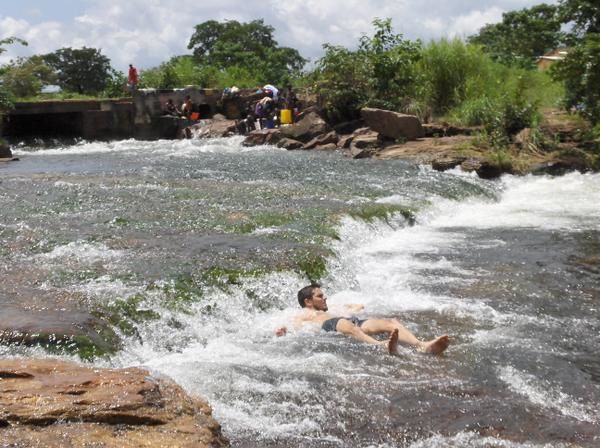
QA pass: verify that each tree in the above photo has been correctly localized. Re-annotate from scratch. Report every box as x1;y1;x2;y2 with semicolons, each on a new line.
468;4;565;68
551;1;600;123
1;56;56;98
0;37;28;109
187;20;306;85
314;19;421;121
559;0;600;37
44;47;112;94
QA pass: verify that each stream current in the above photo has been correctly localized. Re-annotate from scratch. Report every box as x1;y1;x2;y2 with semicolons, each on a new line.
1;137;599;447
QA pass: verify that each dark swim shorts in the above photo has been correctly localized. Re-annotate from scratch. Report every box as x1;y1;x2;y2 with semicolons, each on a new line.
321;316;367;332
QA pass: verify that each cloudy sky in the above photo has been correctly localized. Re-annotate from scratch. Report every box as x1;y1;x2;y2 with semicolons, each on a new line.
1;0;556;71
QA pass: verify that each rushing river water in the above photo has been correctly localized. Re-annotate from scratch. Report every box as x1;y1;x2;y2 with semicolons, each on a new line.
1;138;599;447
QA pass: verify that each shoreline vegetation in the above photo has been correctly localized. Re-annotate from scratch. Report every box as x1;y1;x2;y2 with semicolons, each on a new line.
0;2;599;175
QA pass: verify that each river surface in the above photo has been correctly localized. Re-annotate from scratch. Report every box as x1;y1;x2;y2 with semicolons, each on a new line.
1;138;599;447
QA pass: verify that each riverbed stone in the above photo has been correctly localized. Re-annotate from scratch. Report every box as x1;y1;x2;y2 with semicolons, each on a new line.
361;108;424;140
0;358;228;447
349;132;381;158
189;118;238;139
242;129;282;146
316;143;338;151
0;290;119;359
279;111;331;143
277;138;304;150
432;156;468;172
303;131;339;150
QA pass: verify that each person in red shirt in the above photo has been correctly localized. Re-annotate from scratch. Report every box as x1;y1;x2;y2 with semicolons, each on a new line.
128;64;138;94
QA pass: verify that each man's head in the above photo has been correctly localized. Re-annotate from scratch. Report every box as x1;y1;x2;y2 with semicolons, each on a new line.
297;283;327;311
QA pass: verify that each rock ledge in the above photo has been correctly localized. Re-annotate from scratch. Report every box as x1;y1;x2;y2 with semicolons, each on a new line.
0;358;228;447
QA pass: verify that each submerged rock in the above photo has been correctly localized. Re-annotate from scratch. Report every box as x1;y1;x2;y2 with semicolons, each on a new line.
0;359;228;447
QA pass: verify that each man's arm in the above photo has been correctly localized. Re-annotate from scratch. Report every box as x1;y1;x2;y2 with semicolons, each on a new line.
274;314;305;336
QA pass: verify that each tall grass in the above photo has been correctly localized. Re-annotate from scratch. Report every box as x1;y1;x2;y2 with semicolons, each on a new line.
415;39;563;128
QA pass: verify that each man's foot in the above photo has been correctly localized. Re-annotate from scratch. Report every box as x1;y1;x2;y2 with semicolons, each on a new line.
417;335;450;354
387;329;399;354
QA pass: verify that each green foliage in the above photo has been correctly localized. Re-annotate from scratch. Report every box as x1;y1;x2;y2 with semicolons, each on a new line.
552;33;600;123
187;19;306;86
417;39;491;115
0;36;27;55
1;56;56;98
468;3;566;68
314;18;421;122
44;47;113;94
102;68;127;98
0;37;27;111
559;0;600;37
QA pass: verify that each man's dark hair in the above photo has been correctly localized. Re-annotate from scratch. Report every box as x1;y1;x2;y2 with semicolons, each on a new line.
298;283;320;308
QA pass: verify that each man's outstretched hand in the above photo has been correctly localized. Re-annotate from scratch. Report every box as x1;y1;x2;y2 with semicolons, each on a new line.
275;327;287;337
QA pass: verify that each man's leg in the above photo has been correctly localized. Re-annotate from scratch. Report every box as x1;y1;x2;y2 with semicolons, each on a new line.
360;318;449;354
335;319;399;354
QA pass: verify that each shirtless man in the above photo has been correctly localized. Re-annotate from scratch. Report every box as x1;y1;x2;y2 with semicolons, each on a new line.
276;284;450;355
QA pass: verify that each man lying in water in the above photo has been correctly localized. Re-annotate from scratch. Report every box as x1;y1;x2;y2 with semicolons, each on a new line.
275;283;450;355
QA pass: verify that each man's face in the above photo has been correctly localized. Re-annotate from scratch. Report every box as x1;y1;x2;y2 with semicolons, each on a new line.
307;288;328;311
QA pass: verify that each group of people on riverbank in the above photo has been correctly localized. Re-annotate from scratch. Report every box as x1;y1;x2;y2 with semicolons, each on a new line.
163;95;197;120
238;84;299;133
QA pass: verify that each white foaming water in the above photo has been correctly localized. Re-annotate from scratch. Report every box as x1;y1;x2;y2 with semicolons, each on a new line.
498;366;598;423
12;136;281;157
112;172;600;444
36;241;124;266
423;172;600;231
408;432;570;448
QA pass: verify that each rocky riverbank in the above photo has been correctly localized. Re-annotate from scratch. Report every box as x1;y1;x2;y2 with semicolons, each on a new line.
0;358;228;447
237;106;599;178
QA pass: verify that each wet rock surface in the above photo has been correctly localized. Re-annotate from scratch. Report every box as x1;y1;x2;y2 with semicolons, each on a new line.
0;358;228;447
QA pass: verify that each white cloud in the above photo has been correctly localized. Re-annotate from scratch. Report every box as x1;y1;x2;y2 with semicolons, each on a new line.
0;0;559;71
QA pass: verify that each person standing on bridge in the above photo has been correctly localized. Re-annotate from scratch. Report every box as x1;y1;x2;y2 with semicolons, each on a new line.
128;64;138;94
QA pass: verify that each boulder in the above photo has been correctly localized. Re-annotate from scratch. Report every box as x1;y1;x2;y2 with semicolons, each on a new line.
279;112;331;143
431;156;468;172
349;132;382;159
316;143;338;151
0;140;12;158
423;123;478;137
333;119;365;135
0;359;228;447
303;131;339;150
361;108;424;140
461;158;482;172
242;129;282;147
189;119;238;139
337;135;354;149
277;138;304;150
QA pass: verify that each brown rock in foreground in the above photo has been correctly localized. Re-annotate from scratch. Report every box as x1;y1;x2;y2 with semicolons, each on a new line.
0;358;228;448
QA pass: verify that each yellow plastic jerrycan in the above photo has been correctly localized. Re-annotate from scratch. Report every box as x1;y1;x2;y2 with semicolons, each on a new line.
280;109;293;125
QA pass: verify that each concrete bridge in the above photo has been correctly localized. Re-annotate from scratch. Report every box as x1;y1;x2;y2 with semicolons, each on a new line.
1;88;228;141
